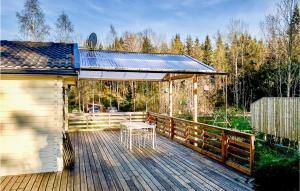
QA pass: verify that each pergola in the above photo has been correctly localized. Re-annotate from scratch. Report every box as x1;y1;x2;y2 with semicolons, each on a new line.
77;50;227;121
68;50;255;175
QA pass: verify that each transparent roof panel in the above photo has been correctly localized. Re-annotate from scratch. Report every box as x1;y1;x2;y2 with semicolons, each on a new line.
79;70;166;81
79;50;216;73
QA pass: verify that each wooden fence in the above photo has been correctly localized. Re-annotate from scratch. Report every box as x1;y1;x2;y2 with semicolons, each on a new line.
147;112;255;175
250;97;300;142
68;112;146;130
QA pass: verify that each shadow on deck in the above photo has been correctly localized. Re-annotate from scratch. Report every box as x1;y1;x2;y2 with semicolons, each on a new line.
0;131;254;191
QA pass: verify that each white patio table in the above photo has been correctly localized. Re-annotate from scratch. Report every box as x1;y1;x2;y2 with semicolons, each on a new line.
120;121;156;150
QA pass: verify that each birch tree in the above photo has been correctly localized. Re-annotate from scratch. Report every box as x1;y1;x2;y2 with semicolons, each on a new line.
16;0;50;41
277;0;299;97
55;12;74;43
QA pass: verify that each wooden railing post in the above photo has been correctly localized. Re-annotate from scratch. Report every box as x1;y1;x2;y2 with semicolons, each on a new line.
155;116;158;133
86;114;89;129
108;114;111;127
221;130;228;163
146;112;149;123
249;135;255;174
170;118;175;139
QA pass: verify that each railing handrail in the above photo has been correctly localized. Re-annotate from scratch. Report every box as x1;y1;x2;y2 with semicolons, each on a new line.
148;112;253;137
147;111;255;175
68;112;145;117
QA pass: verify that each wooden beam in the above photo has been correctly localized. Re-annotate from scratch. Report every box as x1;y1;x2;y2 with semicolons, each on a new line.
164;73;222;81
79;77;162;82
164;74;194;81
80;67;228;75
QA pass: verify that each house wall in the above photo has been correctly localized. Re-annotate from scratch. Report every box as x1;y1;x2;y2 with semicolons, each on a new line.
0;75;69;176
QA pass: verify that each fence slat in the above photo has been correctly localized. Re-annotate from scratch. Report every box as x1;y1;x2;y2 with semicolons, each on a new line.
251;97;300;143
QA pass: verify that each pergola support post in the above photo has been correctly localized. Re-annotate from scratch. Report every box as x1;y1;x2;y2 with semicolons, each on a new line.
193;75;198;122
168;80;173;117
78;82;81;113
193;75;198;146
63;81;69;131
92;81;95;115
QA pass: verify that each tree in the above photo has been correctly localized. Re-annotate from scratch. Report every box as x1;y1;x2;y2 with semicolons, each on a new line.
171;34;184;54
261;0;300;97
213;32;227;71
185;35;193;55
55;12;74;43
158;41;169;53
141;35;153;53
287;3;300;96
277;0;299;97
122;32;139;52
227;19;248;107
109;25;117;39
109;37;123;51
202;35;213;65
191;37;203;61
16;0;50;41
98;43;103;50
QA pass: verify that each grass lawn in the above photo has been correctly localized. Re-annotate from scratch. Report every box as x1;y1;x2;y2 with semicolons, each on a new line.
198;115;252;132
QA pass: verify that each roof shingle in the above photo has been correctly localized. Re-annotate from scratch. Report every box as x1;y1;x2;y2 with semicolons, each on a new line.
0;40;76;74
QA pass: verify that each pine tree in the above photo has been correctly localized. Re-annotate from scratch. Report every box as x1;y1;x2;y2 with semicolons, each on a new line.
213;32;227;71
202;35;213;64
141;36;153;53
185;35;193;55
171;34;184;54
98;43;103;50
191;37;203;61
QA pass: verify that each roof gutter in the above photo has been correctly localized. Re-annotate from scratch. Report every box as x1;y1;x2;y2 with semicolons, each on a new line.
1;69;77;76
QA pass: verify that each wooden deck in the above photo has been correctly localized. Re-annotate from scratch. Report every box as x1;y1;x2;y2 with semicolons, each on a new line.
0;131;254;191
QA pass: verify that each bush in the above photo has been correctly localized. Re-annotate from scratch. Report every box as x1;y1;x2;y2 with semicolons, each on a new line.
254;143;300;191
178;112;193;120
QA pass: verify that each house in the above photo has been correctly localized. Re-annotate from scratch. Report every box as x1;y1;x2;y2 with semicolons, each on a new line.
0;40;79;176
1;41;254;179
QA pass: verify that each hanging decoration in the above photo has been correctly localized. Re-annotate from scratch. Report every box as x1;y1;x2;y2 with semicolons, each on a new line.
203;84;209;91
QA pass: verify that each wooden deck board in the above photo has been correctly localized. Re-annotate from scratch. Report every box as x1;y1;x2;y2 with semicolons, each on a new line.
0;131;254;191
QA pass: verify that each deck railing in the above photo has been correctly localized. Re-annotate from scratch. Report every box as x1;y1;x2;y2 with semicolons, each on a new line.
67;111;255;175
68;112;146;129
146;112;255;175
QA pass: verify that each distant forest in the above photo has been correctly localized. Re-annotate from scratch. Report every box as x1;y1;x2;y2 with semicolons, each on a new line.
16;0;300;113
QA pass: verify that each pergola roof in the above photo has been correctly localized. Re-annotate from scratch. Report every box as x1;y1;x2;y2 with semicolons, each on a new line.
79;50;221;81
79;71;166;81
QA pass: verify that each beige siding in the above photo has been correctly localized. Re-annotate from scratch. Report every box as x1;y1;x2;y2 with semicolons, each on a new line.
0;77;64;176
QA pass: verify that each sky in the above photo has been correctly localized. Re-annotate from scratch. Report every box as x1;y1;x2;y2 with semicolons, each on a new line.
1;0;280;45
